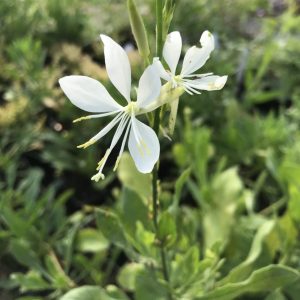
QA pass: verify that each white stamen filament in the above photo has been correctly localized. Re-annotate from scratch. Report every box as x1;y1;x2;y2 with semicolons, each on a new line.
77;111;123;148
92;113;131;181
183;72;213;78
182;80;202;94
73;110;121;123
113;117;132;171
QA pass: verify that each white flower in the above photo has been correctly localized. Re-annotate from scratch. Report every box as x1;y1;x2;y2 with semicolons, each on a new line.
59;35;161;181
154;31;228;95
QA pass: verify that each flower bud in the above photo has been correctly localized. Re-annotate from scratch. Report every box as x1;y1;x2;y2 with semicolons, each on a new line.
127;0;150;60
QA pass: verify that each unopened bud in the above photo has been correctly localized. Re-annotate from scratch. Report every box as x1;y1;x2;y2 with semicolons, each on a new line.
127;0;150;60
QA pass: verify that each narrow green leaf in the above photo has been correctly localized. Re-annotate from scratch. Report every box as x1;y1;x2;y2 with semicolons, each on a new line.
1;207;40;242
44;252;74;289
221;220;275;284
197;265;299;300
162;0;176;37
9;239;44;274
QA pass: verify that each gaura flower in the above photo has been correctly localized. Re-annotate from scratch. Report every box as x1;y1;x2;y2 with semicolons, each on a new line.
59;35;161;181
154;31;228;95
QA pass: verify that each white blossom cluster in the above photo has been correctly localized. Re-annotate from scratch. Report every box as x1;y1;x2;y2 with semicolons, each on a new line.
59;31;227;181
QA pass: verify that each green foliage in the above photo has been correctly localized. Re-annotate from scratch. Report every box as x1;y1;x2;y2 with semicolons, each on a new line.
60;286;114;300
196;265;299;300
1;0;300;299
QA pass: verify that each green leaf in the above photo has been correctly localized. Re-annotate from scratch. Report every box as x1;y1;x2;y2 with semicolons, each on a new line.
117;153;151;201
221;220;275;284
265;290;287;300
171;246;200;287
288;184;300;223
9;239;44;274
106;284;130;300
117;263;144;291
76;228;109;253
10;271;50;293
172;143;188;167
120;188;150;234
60;286;115;300
163;0;176;37
135;268;169;300
95;208;128;249
1;207;40;242
157;211;177;248
44;252;74;289
284;278;300;299
132;221;156;257
64;219;81;274
197;265;299;300
173;168;191;208
18;168;43;203
203;167;245;249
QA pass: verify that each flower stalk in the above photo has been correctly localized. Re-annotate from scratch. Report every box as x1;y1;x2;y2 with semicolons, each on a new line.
153;0;172;299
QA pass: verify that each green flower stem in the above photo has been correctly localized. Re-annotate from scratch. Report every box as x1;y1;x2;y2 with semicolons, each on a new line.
151;98;161;225
152;110;172;297
152;1;172;299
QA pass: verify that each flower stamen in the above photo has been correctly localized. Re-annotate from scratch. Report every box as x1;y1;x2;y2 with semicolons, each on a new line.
91;173;105;182
73;110;119;123
77;139;96;149
97;149;111;170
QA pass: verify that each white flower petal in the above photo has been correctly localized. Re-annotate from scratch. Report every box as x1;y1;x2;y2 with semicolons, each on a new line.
163;31;182;75
200;30;215;52
181;31;215;76
137;65;161;108
59;76;122;113
100;34;131;102
184;75;228;91
128;117;160;173
153;57;171;81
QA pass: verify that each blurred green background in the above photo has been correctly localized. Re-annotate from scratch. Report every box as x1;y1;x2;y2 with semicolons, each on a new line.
1;0;300;299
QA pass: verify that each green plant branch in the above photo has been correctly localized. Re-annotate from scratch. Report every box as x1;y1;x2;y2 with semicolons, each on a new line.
152;109;172;299
152;1;172;299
